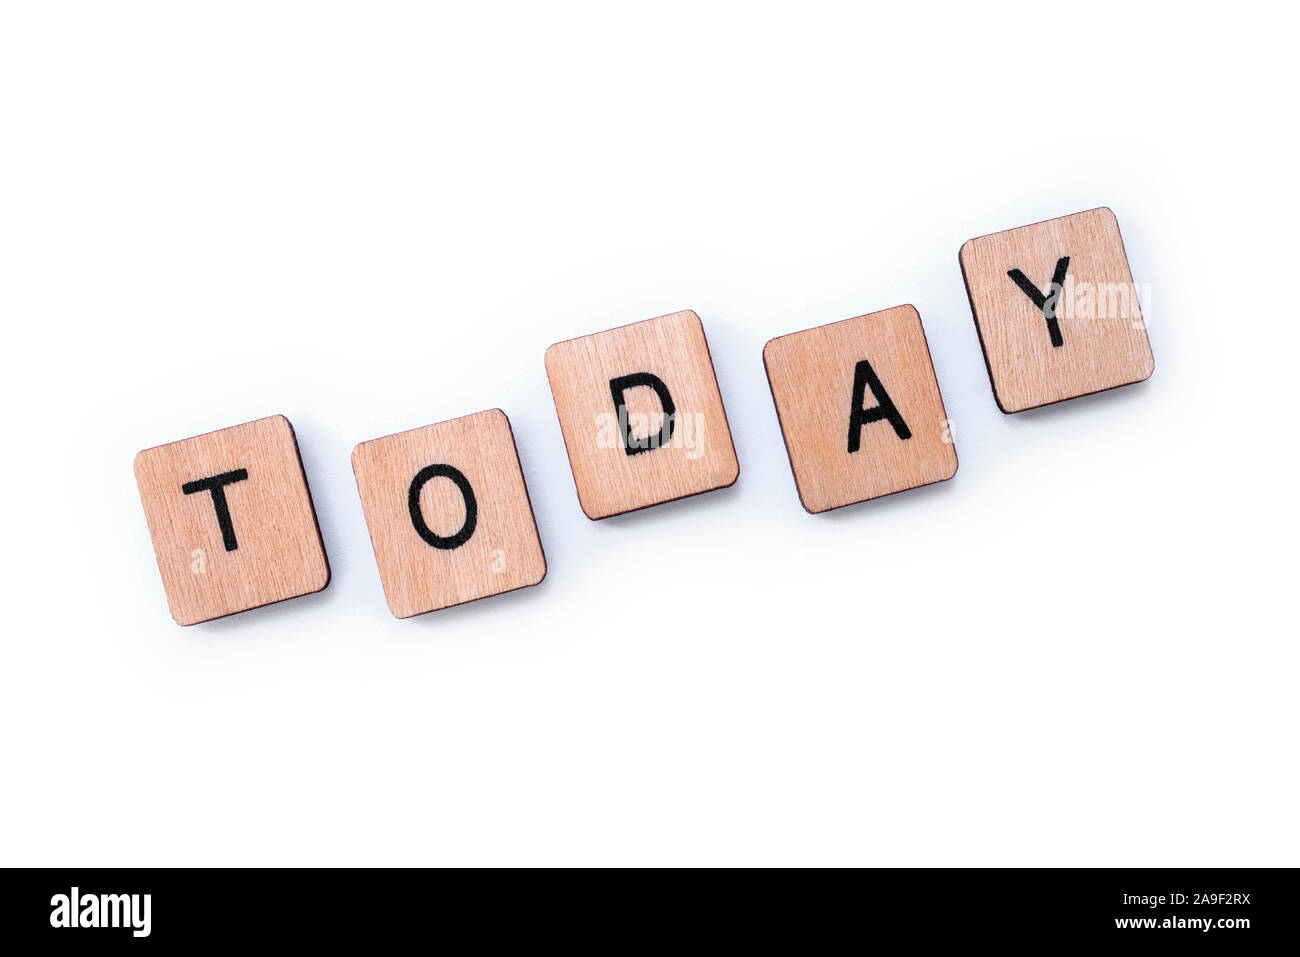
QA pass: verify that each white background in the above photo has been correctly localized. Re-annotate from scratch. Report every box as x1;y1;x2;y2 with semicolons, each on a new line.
2;2;1296;866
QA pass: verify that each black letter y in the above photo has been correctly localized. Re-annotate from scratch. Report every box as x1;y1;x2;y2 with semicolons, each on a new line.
1007;256;1070;348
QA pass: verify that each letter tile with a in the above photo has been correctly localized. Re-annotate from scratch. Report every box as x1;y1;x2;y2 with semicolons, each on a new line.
764;305;958;513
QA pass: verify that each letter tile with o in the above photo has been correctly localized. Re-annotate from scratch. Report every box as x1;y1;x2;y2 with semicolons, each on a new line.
763;305;958;513
544;309;739;519
351;409;546;618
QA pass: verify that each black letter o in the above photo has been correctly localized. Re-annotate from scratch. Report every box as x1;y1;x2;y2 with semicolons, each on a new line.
408;464;477;550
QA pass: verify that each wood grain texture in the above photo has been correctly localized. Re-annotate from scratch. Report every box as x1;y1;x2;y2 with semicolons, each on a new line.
544;309;739;519
134;415;330;625
960;207;1154;413
351;409;546;618
764;305;958;513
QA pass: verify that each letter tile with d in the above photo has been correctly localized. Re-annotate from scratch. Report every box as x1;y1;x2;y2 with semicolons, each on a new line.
134;415;331;625
764;305;958;513
544;309;739;519
351;409;546;618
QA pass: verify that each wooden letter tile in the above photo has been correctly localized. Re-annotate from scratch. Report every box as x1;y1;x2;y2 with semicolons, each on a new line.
544;310;739;519
763;305;958;513
960;207;1154;413
351;409;546;618
134;415;331;625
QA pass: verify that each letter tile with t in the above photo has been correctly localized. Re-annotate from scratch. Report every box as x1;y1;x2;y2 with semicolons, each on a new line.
959;207;1154;413
544;309;739;519
134;415;331;625
351;409;546;618
763;305;958;513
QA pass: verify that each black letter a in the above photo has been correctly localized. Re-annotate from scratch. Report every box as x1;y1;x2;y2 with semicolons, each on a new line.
1007;256;1070;348
848;360;910;453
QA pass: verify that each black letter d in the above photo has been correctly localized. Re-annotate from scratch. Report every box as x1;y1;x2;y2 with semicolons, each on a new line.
609;372;676;455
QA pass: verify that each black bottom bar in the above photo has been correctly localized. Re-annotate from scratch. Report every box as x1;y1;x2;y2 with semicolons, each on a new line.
1;868;1293;948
